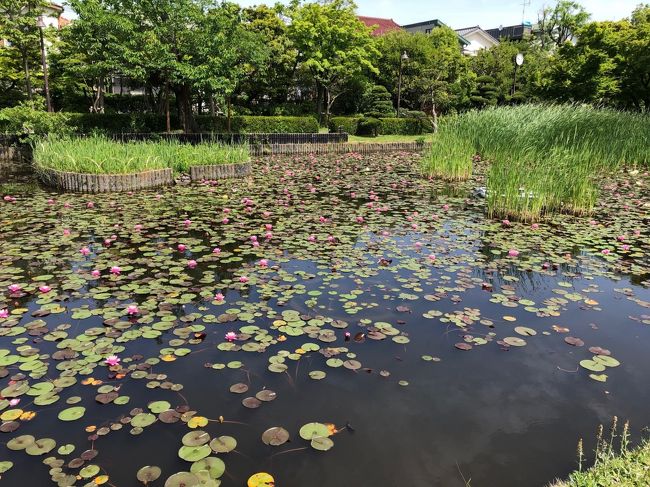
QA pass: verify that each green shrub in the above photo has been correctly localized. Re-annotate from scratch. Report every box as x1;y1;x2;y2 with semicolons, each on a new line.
194;115;319;133
356;117;382;137
362;85;395;116
68;113;176;133
379;118;433;135
328;117;362;134
33;136;249;174
0;104;76;141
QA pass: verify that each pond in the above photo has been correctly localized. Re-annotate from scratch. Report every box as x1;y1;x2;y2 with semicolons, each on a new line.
1;152;649;487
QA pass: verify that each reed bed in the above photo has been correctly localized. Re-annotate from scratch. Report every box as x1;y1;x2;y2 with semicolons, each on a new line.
422;105;650;221
33;136;250;174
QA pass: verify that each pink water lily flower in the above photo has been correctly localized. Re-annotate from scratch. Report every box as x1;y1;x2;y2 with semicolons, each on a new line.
39;285;51;293
308;235;316;242
508;249;520;257
8;398;20;406
0;309;9;319
250;236;258;242
177;244;187;252
110;266;121;275
8;284;21;293
259;259;269;268
134;224;143;231
622;244;631;251
86;201;94;208
80;247;91;256
222;217;229;224
502;219;511;227
214;293;224;302
183;219;192;227
239;276;249;283
63;229;71;236
212;247;221;254
105;355;120;366
531;223;539;230
225;332;237;342
126;305;139;315
187;260;197;269
428;254;436;261
356;216;364;223
601;249;611;255
91;270;101;278
265;224;273;230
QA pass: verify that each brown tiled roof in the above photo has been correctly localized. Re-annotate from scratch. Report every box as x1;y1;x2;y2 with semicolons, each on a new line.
358;16;402;36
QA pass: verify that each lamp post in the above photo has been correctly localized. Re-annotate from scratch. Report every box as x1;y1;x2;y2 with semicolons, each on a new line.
512;52;524;97
36;16;52;112
397;51;408;118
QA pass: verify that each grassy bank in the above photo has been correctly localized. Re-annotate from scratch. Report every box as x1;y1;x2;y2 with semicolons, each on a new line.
33;137;249;174
550;419;650;487
422;105;650;221
552;440;650;487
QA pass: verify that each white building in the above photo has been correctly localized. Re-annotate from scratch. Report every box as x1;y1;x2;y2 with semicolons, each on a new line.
454;26;500;56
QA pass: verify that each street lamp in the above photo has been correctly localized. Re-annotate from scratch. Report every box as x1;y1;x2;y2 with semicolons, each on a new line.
511;52;524;97
36;16;53;112
397;51;408;118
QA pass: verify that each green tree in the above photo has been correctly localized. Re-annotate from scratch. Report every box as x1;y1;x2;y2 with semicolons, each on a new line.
197;2;269;130
362;85;394;115
240;4;298;112
374;27;471;123
471;75;498;107
537;0;590;49
288;0;379;124
472;40;550;104
0;0;49;106
57;0;141;113
544;5;650;110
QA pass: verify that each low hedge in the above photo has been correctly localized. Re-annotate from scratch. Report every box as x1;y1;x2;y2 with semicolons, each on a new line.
0;106;320;135
380;118;433;135
329;117;362;135
194;115;319;134
328;116;433;135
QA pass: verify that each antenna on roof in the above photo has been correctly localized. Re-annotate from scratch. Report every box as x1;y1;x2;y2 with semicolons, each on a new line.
521;0;531;24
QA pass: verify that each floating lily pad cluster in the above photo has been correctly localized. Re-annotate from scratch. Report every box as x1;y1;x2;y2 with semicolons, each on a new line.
0;152;648;485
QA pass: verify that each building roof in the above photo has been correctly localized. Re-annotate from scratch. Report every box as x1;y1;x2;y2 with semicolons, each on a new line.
454;26;499;44
401;19;445;29
358;16;401;36
486;24;532;41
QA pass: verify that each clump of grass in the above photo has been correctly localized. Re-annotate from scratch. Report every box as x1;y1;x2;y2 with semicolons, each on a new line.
422;131;473;181
33;136;250;175
549;417;650;487
422;104;650;221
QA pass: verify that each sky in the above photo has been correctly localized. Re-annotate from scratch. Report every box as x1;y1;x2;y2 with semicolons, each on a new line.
232;0;641;28
62;1;642;27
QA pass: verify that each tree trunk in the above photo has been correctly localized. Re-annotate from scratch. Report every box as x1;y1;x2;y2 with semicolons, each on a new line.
165;81;171;133
209;95;216;117
430;90;439;132
315;81;324;126
175;83;196;133
227;95;232;133
22;51;33;101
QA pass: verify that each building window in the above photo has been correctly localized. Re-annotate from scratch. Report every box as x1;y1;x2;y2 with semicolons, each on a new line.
425;28;431;33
